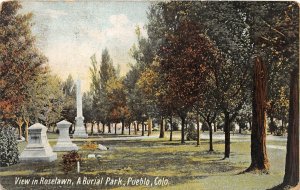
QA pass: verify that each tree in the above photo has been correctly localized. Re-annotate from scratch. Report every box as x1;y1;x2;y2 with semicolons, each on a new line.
99;49;116;132
198;107;218;151
61;75;76;127
199;2;251;158
83;92;94;134
194;77;219;149
283;68;299;186
123;65;141;132
106;77;129;135
147;2;251;150
89;49;117;133
89;54;101;133
156;20;217;144
137;64;164;137
0;1;47;122
125;26;157;135
243;1;298;172
246;57;270;172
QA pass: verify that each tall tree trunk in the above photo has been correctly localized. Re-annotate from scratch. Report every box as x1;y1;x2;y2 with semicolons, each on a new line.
137;122;140;131
283;68;299;185
281;119;284;135
148;118;152;136
159;117;165;138
109;123;112;133
214;123;217;132
196;114;200;146
16;117;24;140
170;116;173;141
181;116;185;144
91;123;94;135
249;119;252;131
209;122;213;151
115;123;117;134
270;116;274;134
102;123;105;133
24;119;29;142
128;123;131;135
246;56;269;172
121;120;125;135
97;122;100;133
71;124;74;134
142;120;145;136
224;111;230;158
134;122;137;135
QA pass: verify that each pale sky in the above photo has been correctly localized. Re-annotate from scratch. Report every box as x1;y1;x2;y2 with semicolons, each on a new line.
20;1;150;92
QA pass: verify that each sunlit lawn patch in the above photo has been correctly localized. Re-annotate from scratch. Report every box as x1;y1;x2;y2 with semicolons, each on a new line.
0;134;286;190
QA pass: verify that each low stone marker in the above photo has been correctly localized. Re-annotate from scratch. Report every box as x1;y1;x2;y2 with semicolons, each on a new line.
20;123;57;162
53;120;78;151
98;144;108;150
16;136;25;142
87;154;96;158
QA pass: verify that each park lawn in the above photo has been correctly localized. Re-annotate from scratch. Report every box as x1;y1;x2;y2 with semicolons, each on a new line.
0;133;287;190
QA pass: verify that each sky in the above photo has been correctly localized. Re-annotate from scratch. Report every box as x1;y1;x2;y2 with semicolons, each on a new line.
20;1;150;92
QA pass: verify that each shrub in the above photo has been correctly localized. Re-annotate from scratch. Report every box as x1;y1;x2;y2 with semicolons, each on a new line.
201;122;209;131
0;126;19;167
269;120;278;134
186;123;198;141
172;122;179;131
61;151;81;174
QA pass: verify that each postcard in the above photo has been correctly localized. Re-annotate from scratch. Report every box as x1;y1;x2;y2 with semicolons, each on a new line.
0;1;299;190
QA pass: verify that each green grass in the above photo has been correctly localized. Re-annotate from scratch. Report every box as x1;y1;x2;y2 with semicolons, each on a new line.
0;133;288;190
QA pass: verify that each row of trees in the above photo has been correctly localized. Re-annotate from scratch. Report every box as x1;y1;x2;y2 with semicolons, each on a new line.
82;1;298;186
0;1;298;187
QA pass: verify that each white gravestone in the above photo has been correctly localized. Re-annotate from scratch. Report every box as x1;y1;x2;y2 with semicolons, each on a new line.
73;78;88;138
53;120;78;151
98;144;108;150
20;123;57;162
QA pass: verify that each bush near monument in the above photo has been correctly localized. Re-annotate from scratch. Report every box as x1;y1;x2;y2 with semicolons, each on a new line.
0;126;19;167
61;151;81;174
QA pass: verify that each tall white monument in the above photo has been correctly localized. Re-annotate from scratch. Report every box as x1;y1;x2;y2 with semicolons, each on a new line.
73;78;88;138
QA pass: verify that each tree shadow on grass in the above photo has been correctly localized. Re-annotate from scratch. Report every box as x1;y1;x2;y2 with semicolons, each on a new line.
266;183;297;190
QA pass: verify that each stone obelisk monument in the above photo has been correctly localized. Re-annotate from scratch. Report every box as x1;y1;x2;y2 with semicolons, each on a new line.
73;78;88;138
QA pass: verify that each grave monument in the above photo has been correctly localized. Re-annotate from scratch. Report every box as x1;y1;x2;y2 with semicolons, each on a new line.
73;78;88;138
20;123;57;162
53;120;78;151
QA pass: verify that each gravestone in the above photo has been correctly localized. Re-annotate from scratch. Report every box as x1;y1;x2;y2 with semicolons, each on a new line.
16;136;25;142
73;78;88;138
53;120;78;151
20;123;57;162
98;144;108;150
87;154;96;158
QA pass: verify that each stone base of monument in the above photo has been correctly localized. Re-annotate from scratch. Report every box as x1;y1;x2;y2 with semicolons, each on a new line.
53;143;79;151
73;116;88;138
20;123;57;162
20;149;57;162
53;120;79;151
73;131;88;138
